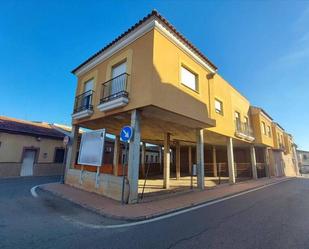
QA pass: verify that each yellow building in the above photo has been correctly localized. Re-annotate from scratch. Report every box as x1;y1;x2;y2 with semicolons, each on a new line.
65;10;299;203
0;116;67;177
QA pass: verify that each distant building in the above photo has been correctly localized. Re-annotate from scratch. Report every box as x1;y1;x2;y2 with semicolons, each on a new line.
0;116;67;177
297;150;309;174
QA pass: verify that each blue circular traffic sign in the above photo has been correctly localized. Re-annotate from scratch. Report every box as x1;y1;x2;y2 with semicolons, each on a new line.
120;126;133;142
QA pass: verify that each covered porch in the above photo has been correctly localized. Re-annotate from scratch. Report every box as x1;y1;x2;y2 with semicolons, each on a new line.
65;106;270;203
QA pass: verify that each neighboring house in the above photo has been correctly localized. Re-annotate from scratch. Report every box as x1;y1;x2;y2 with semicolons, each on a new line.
297;150;309;173
0;116;66;177
65;10;299;203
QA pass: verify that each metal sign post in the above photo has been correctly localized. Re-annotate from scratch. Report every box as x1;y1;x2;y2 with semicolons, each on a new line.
191;164;197;189
121;142;128;204
120;126;133;205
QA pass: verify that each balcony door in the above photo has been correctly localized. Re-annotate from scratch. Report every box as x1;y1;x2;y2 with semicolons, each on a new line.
84;79;93;92
111;62;126;95
82;79;93;109
235;112;241;131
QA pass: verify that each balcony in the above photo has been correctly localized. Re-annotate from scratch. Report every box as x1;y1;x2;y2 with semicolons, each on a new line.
97;73;129;112
72;90;94;119
235;121;255;142
279;143;286;151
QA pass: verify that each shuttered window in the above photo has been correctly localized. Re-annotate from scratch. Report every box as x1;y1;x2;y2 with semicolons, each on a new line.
181;66;197;91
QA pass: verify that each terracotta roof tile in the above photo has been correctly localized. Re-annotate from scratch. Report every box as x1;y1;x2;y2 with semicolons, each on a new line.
0;116;65;139
72;10;217;74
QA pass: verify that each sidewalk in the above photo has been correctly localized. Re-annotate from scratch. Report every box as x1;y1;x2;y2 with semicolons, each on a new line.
40;177;293;221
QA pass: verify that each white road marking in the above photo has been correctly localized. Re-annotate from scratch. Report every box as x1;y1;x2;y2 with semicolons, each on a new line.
59;178;293;229
30;185;39;198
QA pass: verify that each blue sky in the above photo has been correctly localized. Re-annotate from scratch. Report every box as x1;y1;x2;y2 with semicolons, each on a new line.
1;1;308;149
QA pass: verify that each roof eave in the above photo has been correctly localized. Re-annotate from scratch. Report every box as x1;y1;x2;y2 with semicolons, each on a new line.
71;10;217;76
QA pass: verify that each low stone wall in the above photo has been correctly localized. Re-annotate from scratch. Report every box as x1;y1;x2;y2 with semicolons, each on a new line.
65;169;129;202
0;163;21;177
33;163;64;176
0;162;63;178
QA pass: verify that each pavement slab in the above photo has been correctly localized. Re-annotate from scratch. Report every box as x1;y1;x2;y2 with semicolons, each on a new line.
40;176;293;220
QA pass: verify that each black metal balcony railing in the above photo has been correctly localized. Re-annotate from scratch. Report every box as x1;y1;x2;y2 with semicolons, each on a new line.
100;73;129;103
235;120;254;137
73;90;94;113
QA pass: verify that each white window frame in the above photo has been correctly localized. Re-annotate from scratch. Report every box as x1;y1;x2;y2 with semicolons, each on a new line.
214;98;223;115
180;66;198;91
84;78;94;93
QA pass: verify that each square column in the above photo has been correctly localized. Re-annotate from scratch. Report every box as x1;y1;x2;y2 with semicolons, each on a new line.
159;146;163;173
176;141;181;180
163;133;171;189
64;125;79;182
196;129;205;190
113;135;120;176
250;145;258;179
141;142;146;178
264;147;270;177
188;146;192;174
127;110;141;204
227;137;236;184
212;146;217;177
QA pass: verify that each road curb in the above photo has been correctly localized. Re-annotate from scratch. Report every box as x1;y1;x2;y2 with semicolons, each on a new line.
38;177;295;222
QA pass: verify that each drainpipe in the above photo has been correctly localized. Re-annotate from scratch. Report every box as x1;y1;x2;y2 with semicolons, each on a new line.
207;73;215;119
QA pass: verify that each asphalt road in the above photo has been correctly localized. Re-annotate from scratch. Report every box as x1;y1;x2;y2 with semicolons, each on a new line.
1;176;309;249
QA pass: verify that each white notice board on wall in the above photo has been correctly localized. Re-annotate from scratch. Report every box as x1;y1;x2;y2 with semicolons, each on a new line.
78;129;106;166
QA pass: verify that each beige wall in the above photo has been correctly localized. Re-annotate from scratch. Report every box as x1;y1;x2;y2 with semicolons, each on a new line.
73;30;155;125
0;132;64;163
152;29;212;125
272;124;285;150
269;150;297;177
250;108;274;147
65;169;129;201
208;74;251;139
0;132;64;177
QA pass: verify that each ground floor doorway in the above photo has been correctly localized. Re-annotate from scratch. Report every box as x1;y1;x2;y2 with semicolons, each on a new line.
20;149;37;176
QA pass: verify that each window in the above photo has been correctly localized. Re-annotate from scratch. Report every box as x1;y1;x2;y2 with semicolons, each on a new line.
84;79;94;93
244;117;249;125
146;155;149;163
54;148;65;163
244;117;249;132
235;112;241;130
82;79;94;109
215;99;223;115
267;126;271;137
151;155;154;163
111;61;127;95
261;121;266;135
304;154;308;160
181;66;198;91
